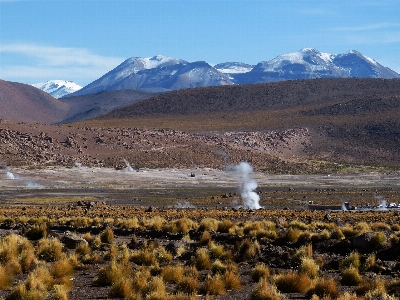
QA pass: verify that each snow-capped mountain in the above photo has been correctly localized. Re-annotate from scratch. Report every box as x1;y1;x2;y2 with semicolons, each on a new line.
66;49;400;97
69;55;233;97
232;48;400;84
214;62;255;74
31;80;82;98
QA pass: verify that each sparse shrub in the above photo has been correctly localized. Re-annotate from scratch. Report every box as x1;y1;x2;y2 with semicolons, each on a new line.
25;224;47;240
109;277;133;299
341;251;361;270
391;224;400;231
341;225;357;238
336;292;359;300
211;259;227;274
364;288;397;300
285;228;301;243
199;218;219;231
298;257;319;279
90;236;102;250
252;263;270;282
306;277;339;298
340;267;363;286
291;244;312;267
100;228;114;243
209;241;231;260
195;248;211;270
184;265;199;279
50;257;74;279
176;276;199;294
355;222;372;234
6;282;47;300
0;265;13;289
371;222;391;231
153;246;173;264
132;267;151;294
217;219;235;233
94;261;124;286
201;274;226;295
289;220;309;230
164;217;198;234
199;231;212;246
145;216;165;231
274;271;311;293
331;227;345;240
143;276;167;299
161;264;185;283
361;253;376;272
37;238;63;262
251;278;282;300
223;270;241;290
297;231;312;244
236;239;260;262
370;232;387;247
131;248;157;266
26;265;54;291
356;278;386;296
50;284;70;300
75;242;91;256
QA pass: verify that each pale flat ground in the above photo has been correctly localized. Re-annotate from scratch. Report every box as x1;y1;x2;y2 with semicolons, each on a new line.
1;166;400;190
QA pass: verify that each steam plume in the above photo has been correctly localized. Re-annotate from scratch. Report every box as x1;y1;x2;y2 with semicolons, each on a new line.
123;159;134;172
234;162;261;209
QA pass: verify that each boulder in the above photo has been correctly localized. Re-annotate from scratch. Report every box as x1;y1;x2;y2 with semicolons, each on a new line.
61;232;88;249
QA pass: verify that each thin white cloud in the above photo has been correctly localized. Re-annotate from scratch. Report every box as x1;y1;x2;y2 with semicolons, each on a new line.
0;44;124;85
331;23;400;32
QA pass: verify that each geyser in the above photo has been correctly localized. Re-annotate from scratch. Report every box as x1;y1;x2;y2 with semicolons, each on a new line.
123;159;134;172
234;162;261;209
5;167;16;179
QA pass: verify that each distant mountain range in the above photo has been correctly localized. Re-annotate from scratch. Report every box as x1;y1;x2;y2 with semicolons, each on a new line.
66;48;400;97
31;80;82;98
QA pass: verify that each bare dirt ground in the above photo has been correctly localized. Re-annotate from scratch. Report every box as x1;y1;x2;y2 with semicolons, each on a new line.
1;166;400;207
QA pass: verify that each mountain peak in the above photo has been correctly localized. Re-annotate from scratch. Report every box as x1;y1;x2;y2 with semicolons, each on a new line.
31;80;82;98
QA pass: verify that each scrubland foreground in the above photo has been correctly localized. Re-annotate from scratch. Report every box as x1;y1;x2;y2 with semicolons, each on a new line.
0;202;400;299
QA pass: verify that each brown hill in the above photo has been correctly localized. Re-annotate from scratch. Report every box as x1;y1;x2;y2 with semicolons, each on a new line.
0;80;69;124
94;78;400;120
59;89;158;123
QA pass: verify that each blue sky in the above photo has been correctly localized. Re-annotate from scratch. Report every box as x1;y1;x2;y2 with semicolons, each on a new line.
1;0;399;86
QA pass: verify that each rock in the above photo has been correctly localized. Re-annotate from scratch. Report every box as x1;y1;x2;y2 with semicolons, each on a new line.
61;232;88;249
352;232;376;251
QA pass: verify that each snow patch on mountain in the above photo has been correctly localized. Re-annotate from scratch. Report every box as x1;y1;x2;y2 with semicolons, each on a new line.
215;62;255;74
31;80;82;98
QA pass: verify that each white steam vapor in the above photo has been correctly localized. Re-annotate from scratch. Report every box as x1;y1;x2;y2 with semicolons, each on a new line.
123;159;134;172
234;162;261;209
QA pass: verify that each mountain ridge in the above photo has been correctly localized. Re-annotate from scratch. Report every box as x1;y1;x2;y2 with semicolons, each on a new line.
68;48;400;97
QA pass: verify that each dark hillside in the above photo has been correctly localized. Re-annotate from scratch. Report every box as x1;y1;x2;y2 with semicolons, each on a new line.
95;78;400;119
59;89;158;123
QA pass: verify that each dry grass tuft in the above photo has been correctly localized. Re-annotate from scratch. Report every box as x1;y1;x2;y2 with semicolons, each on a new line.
250;278;283;300
201;274;226;295
274;270;311;293
340;267;363;286
306;277;339;299
252;263;271;282
37;238;64;262
195;248;211;270
100;228;114;243
298;257;320;279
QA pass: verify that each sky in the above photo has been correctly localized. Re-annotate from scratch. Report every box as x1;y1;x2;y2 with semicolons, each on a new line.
1;0;399;87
